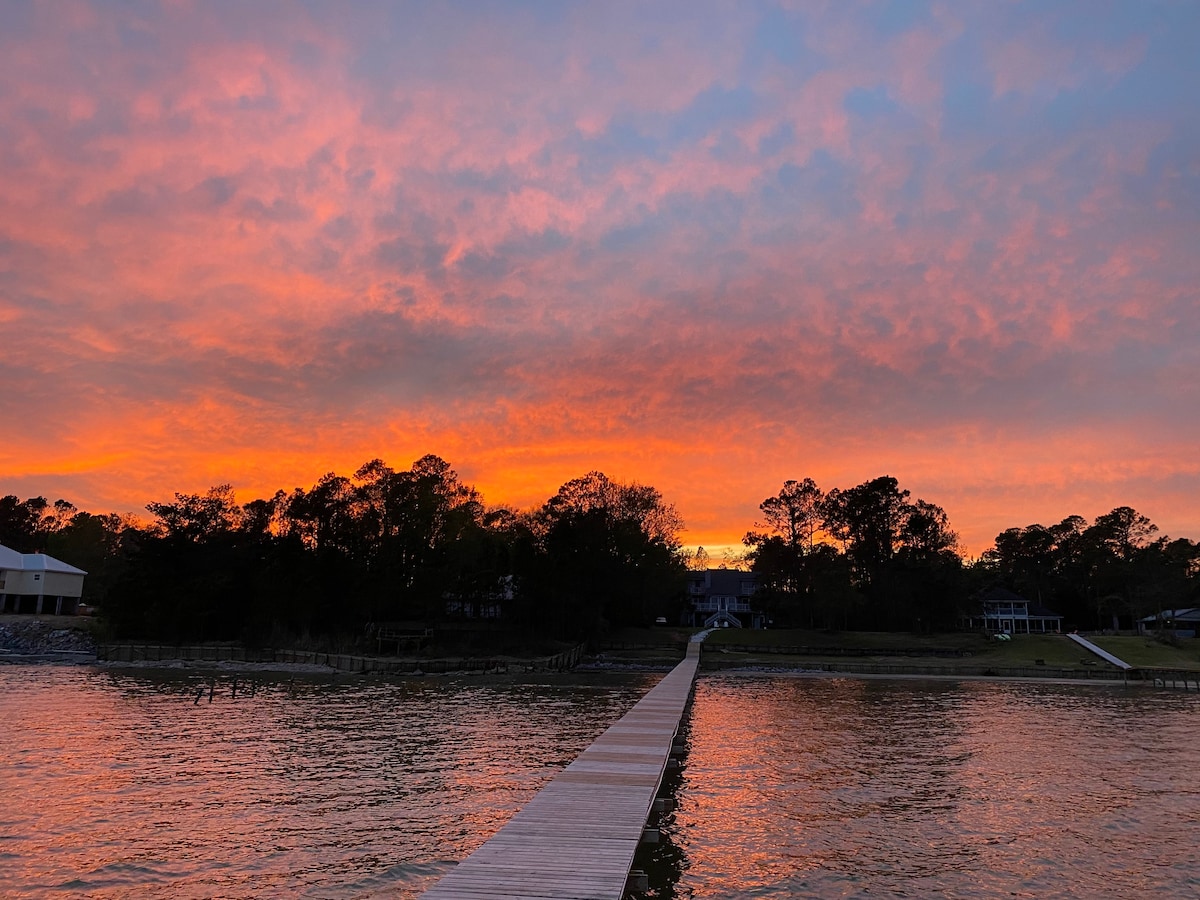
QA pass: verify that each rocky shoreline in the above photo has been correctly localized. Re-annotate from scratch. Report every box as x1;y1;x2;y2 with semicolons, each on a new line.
0;619;98;660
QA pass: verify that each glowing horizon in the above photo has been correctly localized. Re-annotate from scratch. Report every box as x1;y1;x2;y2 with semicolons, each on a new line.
1;2;1197;556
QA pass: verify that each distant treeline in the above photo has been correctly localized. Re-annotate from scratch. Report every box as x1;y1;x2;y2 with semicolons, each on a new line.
1;459;683;643
739;476;1199;633
2;460;1197;642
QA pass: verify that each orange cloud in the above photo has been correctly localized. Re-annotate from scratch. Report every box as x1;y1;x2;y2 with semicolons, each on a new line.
1;1;1197;559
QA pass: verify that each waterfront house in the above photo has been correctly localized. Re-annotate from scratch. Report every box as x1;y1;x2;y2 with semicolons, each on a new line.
961;586;1063;634
686;568;764;629
1138;608;1200;638
0;543;87;615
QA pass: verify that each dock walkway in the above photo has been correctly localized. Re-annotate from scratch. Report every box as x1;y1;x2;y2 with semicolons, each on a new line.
420;641;702;900
1067;633;1133;670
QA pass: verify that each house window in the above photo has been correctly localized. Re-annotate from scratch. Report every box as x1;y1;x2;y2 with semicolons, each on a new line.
34;574;41;581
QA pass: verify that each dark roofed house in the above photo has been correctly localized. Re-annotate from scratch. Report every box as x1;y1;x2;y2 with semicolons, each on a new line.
686;568;764;629
962;586;1062;635
1138;608;1200;638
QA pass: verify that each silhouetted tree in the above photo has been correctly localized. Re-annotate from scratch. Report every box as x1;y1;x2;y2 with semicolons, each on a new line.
0;495;50;550
743;478;830;626
515;472;686;637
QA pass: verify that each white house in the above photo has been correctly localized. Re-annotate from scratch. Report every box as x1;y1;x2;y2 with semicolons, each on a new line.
961;586;1063;634
0;544;87;615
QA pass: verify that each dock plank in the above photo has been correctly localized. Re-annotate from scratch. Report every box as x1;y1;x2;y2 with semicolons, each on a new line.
420;642;701;899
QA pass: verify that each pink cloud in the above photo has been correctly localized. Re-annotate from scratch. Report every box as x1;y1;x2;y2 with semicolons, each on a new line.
1;1;1196;558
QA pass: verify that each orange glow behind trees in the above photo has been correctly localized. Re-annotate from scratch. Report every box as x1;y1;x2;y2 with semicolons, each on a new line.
1;3;1197;556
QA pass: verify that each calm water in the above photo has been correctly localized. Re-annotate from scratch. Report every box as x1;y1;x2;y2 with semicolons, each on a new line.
0;666;654;898
669;675;1200;898
1;668;1198;898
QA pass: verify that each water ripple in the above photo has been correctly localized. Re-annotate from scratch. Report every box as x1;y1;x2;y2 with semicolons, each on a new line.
670;675;1200;899
0;666;654;899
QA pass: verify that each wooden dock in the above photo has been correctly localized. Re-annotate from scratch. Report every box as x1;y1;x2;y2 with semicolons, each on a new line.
420;641;702;900
1067;633;1133;670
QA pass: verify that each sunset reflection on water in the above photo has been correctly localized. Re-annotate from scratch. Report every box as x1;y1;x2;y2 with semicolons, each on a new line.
3;668;1197;899
670;676;1200;898
0;667;654;899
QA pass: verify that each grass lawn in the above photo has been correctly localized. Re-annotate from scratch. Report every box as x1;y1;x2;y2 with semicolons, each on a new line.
698;628;1199;672
704;628;986;652
973;634;1107;668
1088;635;1200;669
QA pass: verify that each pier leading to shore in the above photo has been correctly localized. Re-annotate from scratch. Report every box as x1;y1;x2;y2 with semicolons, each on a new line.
419;640;702;899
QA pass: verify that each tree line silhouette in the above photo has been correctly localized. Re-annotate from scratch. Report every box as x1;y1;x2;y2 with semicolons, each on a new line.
2;458;1197;643
741;476;1199;632
1;458;684;644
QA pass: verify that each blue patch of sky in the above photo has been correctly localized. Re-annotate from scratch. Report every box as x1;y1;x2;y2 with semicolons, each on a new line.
61;96;133;143
757;121;794;158
583;54;622;86
844;86;899;120
739;4;826;83
488;0;577;27
321;215;357;242
572;117;665;181
455;250;511;281
494;228;571;259
343;8;457;81
747;5;804;65
897;145;933;208
198;176;237;208
762;151;861;221
1091;18;1200;117
938;3;1200;133
668;84;759;144
590;188;745;262
339;1;574;84
708;130;748;164
103;0;166;23
670;189;745;244
346;167;375;192
870;0;935;36
974;144;1011;174
373;235;449;277
289;40;324;69
116;19;161;54
599;217;660;255
941;79;992;138
1122;129;1200;227
0;1;34;37
1047;1;1178;47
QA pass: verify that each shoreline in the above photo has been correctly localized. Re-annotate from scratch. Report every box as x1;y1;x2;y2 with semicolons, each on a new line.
91;658;1155;688
707;665;1143;688
3;647;1190;690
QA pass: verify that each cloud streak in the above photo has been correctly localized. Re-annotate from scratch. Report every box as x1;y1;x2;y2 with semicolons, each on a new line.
1;0;1197;553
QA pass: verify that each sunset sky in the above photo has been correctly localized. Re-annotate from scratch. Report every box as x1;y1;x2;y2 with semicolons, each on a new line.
1;1;1197;556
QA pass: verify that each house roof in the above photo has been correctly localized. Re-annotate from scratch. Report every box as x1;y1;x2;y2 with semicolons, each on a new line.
0;544;23;569
0;544;87;576
1139;608;1200;623
975;586;1027;603
689;568;756;595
